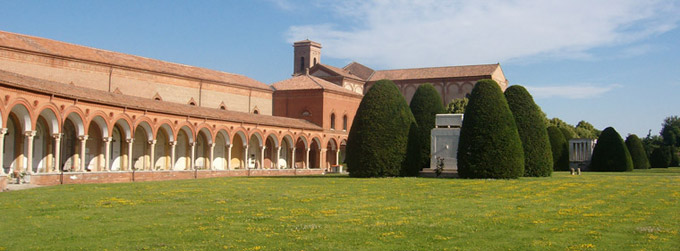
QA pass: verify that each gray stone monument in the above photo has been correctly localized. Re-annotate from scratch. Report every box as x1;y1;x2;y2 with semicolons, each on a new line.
421;114;463;177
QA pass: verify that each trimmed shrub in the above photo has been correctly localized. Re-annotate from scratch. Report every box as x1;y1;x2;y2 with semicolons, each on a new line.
589;127;633;172
547;126;569;171
560;127;575;141
650;146;671;168
405;84;445;176
457;79;524;179
346;79;416;177
505;85;553;177
625;134;650;169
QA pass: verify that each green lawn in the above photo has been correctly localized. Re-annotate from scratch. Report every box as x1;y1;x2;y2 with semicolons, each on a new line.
1;168;679;250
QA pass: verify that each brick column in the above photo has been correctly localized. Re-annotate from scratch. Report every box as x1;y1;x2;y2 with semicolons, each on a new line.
52;133;61;172
0;128;6;174
169;141;177;170
126;138;134;171
148;140;156;171
103;137;112;171
226;144;232;170
321;149;327;170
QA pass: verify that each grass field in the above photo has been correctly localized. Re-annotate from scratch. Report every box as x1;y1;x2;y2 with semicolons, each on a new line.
1;168;679;250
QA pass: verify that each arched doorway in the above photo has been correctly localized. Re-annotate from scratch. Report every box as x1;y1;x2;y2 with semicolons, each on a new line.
326;139;338;169
280;135;294;169
61;113;84;172
264;135;278;169
195;128;212;170
154;124;173;171
132;122;153;171
110;119;131;171
214;130;229;170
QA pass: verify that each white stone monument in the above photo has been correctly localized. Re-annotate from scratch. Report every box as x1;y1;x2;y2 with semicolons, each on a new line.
568;138;597;173
428;114;463;174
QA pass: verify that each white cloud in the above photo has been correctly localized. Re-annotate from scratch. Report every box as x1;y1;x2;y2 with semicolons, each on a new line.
525;84;622;99
286;0;679;69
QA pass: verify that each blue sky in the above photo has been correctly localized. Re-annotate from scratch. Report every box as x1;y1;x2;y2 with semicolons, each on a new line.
1;0;679;137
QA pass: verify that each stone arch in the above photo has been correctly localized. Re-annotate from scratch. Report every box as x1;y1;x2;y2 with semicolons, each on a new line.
294;135;308;169
195;127;213;170
279;134;295;169
263;133;279;169
230;130;247;169
110;118;132;171
3;111;24;174
174;125;194;170
9;101;33;133
154;122;174;170
248;132;263;169
84;117;105;171
35;104;61;134
61;111;86;171
326;138;339;169
132;121;153;170
213;129;230;170
309;137;322;169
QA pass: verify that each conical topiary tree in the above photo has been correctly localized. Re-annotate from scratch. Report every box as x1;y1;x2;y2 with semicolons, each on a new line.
504;85;553;177
547;126;569;171
625;134;650;169
405;83;445;176
650;146;671;168
346;79;416;177
457;79;524;179
589;127;633;172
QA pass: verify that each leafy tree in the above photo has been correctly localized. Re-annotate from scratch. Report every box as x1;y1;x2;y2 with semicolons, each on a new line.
650;146;671;168
642;130;663;159
625;134;650;169
548;118;577;139
671;146;679;167
661;116;680;147
589;127;633;172
346;79;416;177
446;97;468;114
504;85;553;177
457;79;524;179
404;84;444;176
575;121;601;139
547;126;569;171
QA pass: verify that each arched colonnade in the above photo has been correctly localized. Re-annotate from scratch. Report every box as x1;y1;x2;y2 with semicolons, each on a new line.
0;99;346;175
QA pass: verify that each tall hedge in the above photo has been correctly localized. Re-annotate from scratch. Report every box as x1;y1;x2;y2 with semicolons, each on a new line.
346;79;416;177
504;85;553;177
405;83;445;176
457;79;524;179
670;146;679;167
625;134;650;169
547;126;569;171
650;146;670;168
589;127;633;172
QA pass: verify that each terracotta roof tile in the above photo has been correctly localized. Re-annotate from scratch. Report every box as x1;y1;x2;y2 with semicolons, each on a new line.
271;74;362;97
312;64;364;81
369;63;500;81
343;62;375;80
0;69;321;130
0;30;271;91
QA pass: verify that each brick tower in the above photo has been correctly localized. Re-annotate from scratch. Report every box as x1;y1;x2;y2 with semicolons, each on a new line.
293;40;321;75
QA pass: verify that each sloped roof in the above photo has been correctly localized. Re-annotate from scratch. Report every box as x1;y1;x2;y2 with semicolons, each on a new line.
369;63;500;81
311;64;364;81
343;62;375;80
0;69;321;130
0;30;271;91
271;74;362;97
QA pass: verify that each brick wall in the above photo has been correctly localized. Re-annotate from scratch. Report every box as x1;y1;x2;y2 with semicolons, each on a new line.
29;169;325;186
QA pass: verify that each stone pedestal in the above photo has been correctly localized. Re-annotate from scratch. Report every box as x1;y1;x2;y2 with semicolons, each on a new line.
428;114;463;172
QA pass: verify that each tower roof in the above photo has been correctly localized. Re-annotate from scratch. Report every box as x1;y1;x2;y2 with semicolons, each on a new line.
293;39;322;48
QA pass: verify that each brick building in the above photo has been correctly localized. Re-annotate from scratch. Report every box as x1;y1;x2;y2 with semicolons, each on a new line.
0;31;506;185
